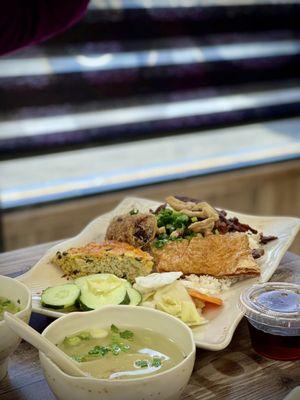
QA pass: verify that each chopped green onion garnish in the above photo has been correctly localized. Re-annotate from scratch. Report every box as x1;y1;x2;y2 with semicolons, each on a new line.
71;355;84;362
110;324;119;333
135;360;149;368
119;330;134;340
129;209;139;215
88;346;110;357
151;357;162;367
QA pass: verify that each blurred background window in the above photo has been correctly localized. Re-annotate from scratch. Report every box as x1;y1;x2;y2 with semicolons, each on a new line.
0;0;299;253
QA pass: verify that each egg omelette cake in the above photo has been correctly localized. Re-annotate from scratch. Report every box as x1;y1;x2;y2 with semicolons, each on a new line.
52;241;153;282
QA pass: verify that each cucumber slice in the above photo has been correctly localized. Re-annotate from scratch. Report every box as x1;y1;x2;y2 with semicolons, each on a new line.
75;274;129;311
120;290;131;305
121;279;132;289
120;279;140;304
127;288;142;306
75;274;123;294
41;284;80;309
79;286;129;310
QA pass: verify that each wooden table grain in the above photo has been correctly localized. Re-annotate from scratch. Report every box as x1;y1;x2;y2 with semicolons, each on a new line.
0;243;299;400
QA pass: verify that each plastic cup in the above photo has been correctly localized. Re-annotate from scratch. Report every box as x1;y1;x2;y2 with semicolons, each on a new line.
239;282;300;360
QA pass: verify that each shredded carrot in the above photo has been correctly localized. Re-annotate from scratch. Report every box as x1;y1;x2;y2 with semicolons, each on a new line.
187;289;223;306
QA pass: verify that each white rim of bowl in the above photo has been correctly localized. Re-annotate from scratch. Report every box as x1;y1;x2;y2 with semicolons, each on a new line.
0;275;32;326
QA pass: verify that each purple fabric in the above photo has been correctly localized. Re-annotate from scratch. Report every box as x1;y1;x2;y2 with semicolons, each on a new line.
0;0;89;56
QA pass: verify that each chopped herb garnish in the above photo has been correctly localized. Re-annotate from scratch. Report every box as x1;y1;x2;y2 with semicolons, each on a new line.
135;360;149;368
71;355;84;363
174;214;189;227
88;346;110;357
134;358;162;369
111;325;134;340
166;223;175;232
63;335;82;347
151;357;162;368
111;343;121;355
120;344;131;352
119;330;134;340
110;324;119;333
157;209;189;229
66;327;134;362
154;240;166;248
78;332;92;340
154;208;202;248
129;208;139;215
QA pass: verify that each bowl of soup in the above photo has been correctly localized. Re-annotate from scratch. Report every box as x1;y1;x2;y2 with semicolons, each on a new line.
0;275;32;380
40;305;196;400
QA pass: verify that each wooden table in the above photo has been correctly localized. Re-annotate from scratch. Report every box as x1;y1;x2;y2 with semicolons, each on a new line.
0;243;299;400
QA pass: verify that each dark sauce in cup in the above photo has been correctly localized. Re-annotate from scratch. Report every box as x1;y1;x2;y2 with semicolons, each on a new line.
240;283;300;361
247;321;300;360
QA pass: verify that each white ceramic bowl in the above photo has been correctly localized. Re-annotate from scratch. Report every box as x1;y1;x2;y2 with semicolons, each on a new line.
40;305;196;400
0;275;32;380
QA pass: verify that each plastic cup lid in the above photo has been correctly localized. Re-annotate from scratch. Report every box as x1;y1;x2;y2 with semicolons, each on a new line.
239;282;300;329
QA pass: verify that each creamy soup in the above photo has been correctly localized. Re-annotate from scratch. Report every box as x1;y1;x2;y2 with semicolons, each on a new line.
57;325;185;379
0;296;20;321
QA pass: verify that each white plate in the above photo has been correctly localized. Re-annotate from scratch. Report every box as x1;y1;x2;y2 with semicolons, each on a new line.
17;197;300;350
